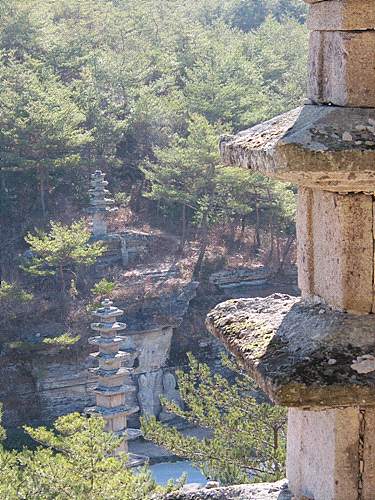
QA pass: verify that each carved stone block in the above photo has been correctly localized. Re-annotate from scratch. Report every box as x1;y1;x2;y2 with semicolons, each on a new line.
308;0;375;31
309;31;375;107
297;188;374;314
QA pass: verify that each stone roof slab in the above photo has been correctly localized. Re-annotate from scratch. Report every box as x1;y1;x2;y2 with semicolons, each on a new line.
206;294;375;409
220;105;375;192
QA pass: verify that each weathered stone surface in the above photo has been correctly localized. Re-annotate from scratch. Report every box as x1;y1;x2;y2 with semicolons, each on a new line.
308;0;375;31
206;294;375;408
288;406;375;500
137;370;164;417
297;188;374;314
287;407;367;500
159;372;183;422
220;106;375;192
309;31;375;107
160;479;291;500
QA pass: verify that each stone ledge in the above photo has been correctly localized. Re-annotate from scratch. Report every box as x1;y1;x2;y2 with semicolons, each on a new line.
160;479;291;500
220;105;375;192
206;294;375;408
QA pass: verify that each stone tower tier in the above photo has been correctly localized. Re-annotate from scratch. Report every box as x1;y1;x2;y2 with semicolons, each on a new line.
90;351;133;371
88;336;125;354
207;294;375;409
85;404;139;420
91;321;127;334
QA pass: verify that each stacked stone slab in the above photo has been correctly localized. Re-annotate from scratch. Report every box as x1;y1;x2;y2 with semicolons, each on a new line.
89;170;129;268
86;299;146;466
210;1;375;498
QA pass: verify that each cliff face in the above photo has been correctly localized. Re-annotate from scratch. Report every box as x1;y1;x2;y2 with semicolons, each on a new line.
0;344;96;428
0;270;297;433
0;280;199;431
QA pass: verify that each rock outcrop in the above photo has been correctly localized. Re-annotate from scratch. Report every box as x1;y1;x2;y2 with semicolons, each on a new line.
161;480;291;500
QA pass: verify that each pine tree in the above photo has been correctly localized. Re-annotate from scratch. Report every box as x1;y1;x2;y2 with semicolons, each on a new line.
0;407;162;499
142;354;287;485
0;55;91;217
22;220;106;293
142;114;221;253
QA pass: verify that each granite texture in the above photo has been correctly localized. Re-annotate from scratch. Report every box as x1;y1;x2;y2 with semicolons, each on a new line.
307;0;375;31
220;105;375;192
161;480;291;500
308;31;375;107
206;294;375;408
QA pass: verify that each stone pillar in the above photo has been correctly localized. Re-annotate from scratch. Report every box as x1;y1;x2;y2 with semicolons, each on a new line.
213;1;375;498
86;299;146;466
289;4;375;497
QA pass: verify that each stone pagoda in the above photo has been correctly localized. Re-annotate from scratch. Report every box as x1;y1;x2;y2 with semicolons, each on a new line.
87;299;146;466
207;1;375;499
89;170;115;238
89;170;129;268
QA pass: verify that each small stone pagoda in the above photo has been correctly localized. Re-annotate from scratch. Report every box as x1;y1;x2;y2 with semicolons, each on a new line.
89;170;115;238
89;170;129;268
207;1;375;499
87;299;146;466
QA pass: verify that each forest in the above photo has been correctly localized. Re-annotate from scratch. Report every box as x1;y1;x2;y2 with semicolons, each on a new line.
0;0;307;287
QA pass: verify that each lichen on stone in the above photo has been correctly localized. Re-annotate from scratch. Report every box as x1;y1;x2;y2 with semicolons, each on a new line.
206;294;375;408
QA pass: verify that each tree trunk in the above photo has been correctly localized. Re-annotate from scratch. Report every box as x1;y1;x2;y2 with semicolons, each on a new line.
277;234;295;274
240;216;246;239
130;179;144;213
229;218;237;246
39;167;47;219
254;202;261;249
267;214;274;266
276;236;281;268
59;264;65;294
193;216;209;279
193;165;215;278
273;427;280;473
266;189;275;266
178;203;187;254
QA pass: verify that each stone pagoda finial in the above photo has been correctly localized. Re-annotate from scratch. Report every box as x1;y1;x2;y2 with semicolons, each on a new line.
89;170;115;238
209;2;375;499
86;299;146;466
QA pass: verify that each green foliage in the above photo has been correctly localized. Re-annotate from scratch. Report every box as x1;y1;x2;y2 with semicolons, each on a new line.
142;354;287;485
0;281;33;304
143;114;220;213
143;111;296;261
114;192;130;207
42;332;80;346
0;411;162;499
22;220;106;292
91;278;116;302
0;53;91;216
0;0;307;281
0;281;34;325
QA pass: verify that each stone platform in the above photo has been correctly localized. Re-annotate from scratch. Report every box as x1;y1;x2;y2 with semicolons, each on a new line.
206;294;375;409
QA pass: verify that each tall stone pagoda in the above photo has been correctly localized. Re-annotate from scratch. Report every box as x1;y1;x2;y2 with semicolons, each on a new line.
89;170;115;238
87;299;146;466
207;1;375;499
89;170;129;267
